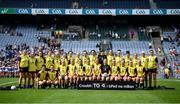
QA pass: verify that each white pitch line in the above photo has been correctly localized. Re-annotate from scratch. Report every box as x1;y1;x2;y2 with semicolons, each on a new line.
0;81;18;86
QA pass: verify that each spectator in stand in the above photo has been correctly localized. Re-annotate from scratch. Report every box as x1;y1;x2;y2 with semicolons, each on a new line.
158;47;162;54
168;35;173;42
72;0;79;9
175;67;179;79
160;35;164;44
115;33;118;39
98;51;107;65
130;31;135;39
149;42;152;49
164;66;170;79
169;48;173;56
123;33;127;39
160;57;166;67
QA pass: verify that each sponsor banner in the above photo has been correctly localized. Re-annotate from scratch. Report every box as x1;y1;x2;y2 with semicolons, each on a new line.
1;8;180;15
167;9;180;15
99;9;116;15
78;81;136;89
82;9;98;15
65;9;82;15
49;9;65;14
0;8;15;14
16;8;31;14
150;9;166;15
132;9;150;15
116;9;132;15
32;9;49;14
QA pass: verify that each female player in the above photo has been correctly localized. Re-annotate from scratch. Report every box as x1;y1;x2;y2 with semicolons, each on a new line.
82;50;89;66
54;51;61;73
28;53;37;88
133;54;139;67
136;61;145;88
68;59;76;87
127;61;137;82
120;59;128;81
59;60;68;88
47;65;59;88
37;65;47;89
107;50;114;67
92;58;101;81
75;53;81;66
84;59;92;81
36;51;44;72
18;50;29;88
110;59;120;81
45;51;54;71
89;50;97;66
76;59;84;82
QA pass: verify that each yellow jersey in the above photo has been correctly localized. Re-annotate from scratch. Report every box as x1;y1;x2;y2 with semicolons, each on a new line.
45;55;54;69
84;64;92;76
59;65;67;75
67;55;74;62
36;56;44;70
115;56;122;67
82;56;89;66
141;56;148;69
68;64;76;76
76;65;83;76
38;70;47;80
93;64;101;75
111;65;119;76
48;71;57;80
133;58;139;67
61;58;68;66
125;56;131;67
89;55;96;66
120;66;127;76
28;57;37;72
19;55;29;68
75;56;81;64
136;65;145;77
164;68;170;74
54;57;61;71
148;56;157;69
107;55;113;67
128;66;136;76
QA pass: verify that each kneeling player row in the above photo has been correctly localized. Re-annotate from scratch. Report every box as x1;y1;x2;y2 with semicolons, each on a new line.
36;64;146;88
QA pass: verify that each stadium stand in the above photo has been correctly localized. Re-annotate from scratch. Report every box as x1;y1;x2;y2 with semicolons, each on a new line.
155;0;180;9
161;31;180;77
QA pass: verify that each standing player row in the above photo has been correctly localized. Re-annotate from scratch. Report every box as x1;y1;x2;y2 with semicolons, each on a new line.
18;49;158;88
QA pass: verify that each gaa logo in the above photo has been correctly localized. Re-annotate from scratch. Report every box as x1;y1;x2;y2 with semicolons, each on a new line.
118;10;129;15
18;9;29;14
85;10;96;14
170;9;180;14
136;10;146;14
102;9;112;15
152;10;163;15
35;9;45;14
69;9;79;14
52;9;63;14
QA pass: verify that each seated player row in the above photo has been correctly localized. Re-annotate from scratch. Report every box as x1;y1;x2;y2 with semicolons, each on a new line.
34;59;146;88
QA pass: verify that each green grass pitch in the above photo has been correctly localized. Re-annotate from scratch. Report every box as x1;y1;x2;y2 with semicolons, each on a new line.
0;78;180;103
